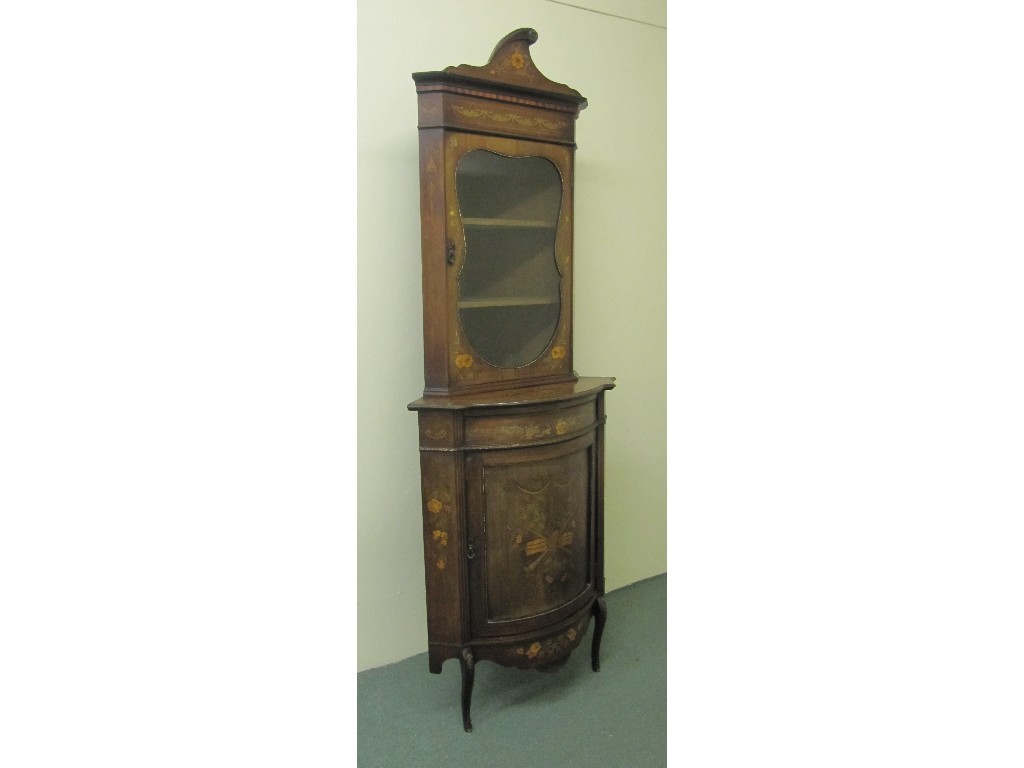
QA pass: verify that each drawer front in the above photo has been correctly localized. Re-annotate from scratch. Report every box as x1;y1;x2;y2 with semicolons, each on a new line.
464;399;596;449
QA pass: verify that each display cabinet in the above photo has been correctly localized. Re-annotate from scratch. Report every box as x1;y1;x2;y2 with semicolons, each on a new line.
408;28;615;732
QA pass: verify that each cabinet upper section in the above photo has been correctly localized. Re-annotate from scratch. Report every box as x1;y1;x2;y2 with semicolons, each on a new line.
412;28;587;146
413;30;587;396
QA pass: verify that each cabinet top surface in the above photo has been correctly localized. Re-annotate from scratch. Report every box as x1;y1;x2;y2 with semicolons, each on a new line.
408;376;615;411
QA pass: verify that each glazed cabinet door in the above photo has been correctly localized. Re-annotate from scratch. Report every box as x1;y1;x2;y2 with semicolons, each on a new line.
418;129;577;395
465;432;596;639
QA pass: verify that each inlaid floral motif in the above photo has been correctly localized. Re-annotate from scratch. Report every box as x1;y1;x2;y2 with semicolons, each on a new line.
498;412;587;442
423;414;449;441
501;422;552;440
452;105;566;130
425;488;453;571
508;616;588;666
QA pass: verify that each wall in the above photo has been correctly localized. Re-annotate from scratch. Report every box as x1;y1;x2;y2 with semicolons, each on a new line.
357;0;666;671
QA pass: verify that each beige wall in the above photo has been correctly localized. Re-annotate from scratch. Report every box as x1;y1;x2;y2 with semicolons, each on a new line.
357;0;666;671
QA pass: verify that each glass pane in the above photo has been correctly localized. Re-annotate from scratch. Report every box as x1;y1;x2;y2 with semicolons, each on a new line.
456;150;562;369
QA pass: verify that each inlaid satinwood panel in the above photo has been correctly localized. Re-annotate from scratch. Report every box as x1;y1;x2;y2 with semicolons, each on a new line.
466;433;595;637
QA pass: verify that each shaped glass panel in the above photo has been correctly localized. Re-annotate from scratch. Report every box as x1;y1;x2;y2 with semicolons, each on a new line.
456;150;562;369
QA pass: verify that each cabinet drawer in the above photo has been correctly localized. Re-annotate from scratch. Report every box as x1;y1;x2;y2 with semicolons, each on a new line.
464;399;597;448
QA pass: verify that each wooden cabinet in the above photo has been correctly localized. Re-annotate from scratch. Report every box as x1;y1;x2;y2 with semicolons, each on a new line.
408;29;615;732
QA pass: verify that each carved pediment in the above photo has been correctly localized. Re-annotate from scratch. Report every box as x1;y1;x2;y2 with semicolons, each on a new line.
414;28;587;111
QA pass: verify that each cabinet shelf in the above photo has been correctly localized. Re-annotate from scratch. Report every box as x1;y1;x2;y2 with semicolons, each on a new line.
458;296;559;309
462;217;555;229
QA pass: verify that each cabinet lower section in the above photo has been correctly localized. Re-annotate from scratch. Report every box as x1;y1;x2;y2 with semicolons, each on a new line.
409;376;614;731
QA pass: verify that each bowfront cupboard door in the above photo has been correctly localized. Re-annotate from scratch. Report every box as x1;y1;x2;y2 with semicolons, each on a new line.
465;432;597;639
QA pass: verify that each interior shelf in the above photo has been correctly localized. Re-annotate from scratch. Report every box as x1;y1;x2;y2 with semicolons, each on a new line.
458;296;559;309
461;217;555;229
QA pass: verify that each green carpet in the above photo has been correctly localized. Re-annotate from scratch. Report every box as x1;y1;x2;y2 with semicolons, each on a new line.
357;574;667;767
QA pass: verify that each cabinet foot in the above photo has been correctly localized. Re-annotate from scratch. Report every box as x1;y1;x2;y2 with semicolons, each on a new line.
459;647;475;732
591;596;607;672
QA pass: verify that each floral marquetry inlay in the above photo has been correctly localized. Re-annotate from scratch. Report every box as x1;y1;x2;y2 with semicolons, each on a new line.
452;105;567;131
425;484;455;517
507;613;590;667
497;411;588;442
425;487;454;571
422;413;450;443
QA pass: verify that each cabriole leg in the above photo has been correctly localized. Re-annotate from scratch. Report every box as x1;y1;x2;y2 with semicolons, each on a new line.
591;596;607;672
459;647;475;732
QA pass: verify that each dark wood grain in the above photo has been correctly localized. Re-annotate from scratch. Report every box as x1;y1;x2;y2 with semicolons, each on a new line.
410;30;614;731
459;647;475;732
591;596;608;672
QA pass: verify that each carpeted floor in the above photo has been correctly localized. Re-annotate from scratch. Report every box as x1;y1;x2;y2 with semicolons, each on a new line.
357;573;667;767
